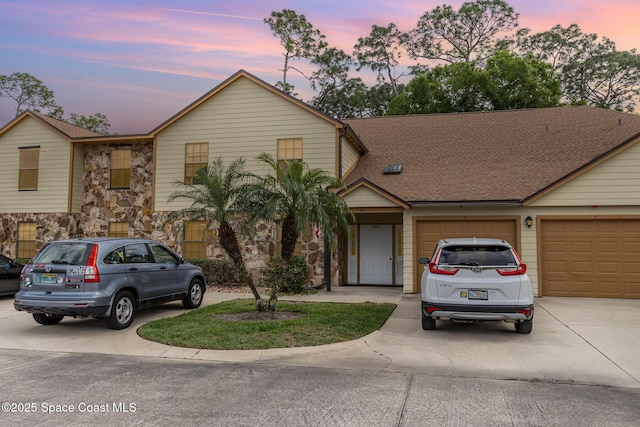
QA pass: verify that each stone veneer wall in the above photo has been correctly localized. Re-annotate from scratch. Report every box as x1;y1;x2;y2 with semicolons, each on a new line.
81;143;155;237
0;141;339;286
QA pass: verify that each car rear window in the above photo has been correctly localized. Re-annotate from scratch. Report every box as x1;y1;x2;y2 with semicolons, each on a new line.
31;242;92;265
438;245;516;266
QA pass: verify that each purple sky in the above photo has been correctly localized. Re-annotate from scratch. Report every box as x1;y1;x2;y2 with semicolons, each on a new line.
1;0;638;134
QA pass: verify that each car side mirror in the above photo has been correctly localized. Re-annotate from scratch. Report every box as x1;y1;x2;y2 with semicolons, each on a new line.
418;257;430;265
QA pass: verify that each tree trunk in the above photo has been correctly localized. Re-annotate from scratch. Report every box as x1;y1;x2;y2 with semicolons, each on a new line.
218;222;261;302
280;216;298;264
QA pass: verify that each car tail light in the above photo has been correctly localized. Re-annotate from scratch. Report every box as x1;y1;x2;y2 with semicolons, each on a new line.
496;264;527;276
427;307;441;313
497;249;527;276
517;309;531;316
20;246;46;281
429;263;459;275
84;244;100;283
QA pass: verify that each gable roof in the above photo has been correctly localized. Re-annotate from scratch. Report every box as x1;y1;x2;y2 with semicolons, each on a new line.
0;110;103;139
343;106;640;205
341;178;410;209
149;69;367;153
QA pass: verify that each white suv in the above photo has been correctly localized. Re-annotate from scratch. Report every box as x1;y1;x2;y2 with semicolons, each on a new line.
419;238;534;334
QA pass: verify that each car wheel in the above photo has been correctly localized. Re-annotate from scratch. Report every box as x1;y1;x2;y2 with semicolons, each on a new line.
422;312;436;330
515;319;533;334
182;278;204;309
33;313;64;325
105;291;136;330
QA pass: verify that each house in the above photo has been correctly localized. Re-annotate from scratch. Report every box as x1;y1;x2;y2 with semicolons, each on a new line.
1;69;640;298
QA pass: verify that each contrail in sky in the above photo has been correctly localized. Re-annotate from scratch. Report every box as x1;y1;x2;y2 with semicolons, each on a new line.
161;8;262;21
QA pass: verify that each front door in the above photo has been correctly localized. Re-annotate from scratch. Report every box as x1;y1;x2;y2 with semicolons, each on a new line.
359;225;393;285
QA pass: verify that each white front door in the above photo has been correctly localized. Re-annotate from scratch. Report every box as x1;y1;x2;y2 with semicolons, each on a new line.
359;225;393;285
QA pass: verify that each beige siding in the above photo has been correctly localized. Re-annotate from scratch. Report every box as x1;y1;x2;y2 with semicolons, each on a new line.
343;186;401;208
530;140;640;206
155;77;338;211
341;139;359;179
0;118;71;213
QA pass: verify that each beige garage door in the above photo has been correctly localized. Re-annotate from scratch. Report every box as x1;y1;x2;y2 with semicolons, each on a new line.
541;219;640;298
414;218;519;292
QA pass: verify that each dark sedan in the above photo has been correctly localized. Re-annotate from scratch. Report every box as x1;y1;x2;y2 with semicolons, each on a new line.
0;254;23;296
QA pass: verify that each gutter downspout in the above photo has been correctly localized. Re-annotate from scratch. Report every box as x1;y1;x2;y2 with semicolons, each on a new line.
324;126;348;291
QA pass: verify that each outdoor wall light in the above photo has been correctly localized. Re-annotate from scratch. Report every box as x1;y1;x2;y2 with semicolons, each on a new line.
525;216;533;228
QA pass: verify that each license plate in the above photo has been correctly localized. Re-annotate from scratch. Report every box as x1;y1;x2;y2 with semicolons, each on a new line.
468;290;488;300
36;273;60;284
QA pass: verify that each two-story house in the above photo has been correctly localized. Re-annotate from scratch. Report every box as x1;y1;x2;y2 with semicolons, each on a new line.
2;70;640;298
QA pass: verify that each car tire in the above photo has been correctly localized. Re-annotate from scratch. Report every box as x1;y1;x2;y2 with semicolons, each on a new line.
33;313;64;325
422;313;436;330
182;278;204;309
105;291;136;330
515;319;533;334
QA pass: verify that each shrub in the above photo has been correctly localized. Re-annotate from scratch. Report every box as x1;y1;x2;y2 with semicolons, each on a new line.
263;255;308;294
186;258;248;288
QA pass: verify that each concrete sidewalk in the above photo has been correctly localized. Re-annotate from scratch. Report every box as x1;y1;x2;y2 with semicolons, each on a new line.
1;286;639;388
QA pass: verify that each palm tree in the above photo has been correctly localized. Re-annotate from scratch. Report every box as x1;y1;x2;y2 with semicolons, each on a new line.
249;153;354;264
164;157;265;306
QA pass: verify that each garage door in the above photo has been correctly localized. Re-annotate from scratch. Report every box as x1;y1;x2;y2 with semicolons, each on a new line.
541;219;640;298
414;218;519;292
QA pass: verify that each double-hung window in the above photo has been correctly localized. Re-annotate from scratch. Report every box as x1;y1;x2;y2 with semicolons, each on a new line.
185;143;208;184
184;221;206;259
19;147;39;190
110;147;131;189
17;223;37;259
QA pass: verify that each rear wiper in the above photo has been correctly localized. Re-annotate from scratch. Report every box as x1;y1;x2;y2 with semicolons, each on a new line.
50;260;70;264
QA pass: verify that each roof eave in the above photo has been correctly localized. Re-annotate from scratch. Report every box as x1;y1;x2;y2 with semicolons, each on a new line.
408;200;523;207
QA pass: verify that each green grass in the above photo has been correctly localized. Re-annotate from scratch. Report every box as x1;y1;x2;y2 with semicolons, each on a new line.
138;299;396;350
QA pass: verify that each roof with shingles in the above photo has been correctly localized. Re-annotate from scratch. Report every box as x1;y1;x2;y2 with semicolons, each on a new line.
343;106;640;205
29;111;103;138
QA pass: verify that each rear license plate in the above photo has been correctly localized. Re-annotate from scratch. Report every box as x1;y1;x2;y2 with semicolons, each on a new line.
36;273;60;284
468;290;488;300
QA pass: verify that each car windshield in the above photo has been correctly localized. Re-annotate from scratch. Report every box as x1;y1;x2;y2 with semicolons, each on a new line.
32;242;92;265
438;245;516;266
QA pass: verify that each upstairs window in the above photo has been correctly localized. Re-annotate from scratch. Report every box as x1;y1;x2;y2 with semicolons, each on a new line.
277;138;302;163
185;143;208;184
110;147;131;189
19;147;39;190
277;138;302;179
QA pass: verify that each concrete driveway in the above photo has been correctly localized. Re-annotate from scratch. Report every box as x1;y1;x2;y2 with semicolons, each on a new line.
1;287;638;389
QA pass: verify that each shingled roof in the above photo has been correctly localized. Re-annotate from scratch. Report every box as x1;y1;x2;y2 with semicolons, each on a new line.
30;111;103;138
343;106;640;205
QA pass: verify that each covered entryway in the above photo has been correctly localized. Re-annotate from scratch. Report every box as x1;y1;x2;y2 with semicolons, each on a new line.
413;217;519;292
344;217;403;286
540;218;640;298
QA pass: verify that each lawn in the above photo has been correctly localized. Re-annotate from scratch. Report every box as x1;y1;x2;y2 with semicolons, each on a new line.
138;299;396;350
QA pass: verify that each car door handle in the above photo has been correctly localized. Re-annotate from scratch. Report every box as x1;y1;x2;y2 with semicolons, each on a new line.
128;267;138;271
159;266;167;270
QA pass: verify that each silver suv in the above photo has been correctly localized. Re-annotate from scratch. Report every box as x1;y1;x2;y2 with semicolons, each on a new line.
14;238;206;329
419;238;534;334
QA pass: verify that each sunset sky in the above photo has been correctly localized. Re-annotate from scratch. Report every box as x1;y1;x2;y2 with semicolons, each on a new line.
1;0;638;134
